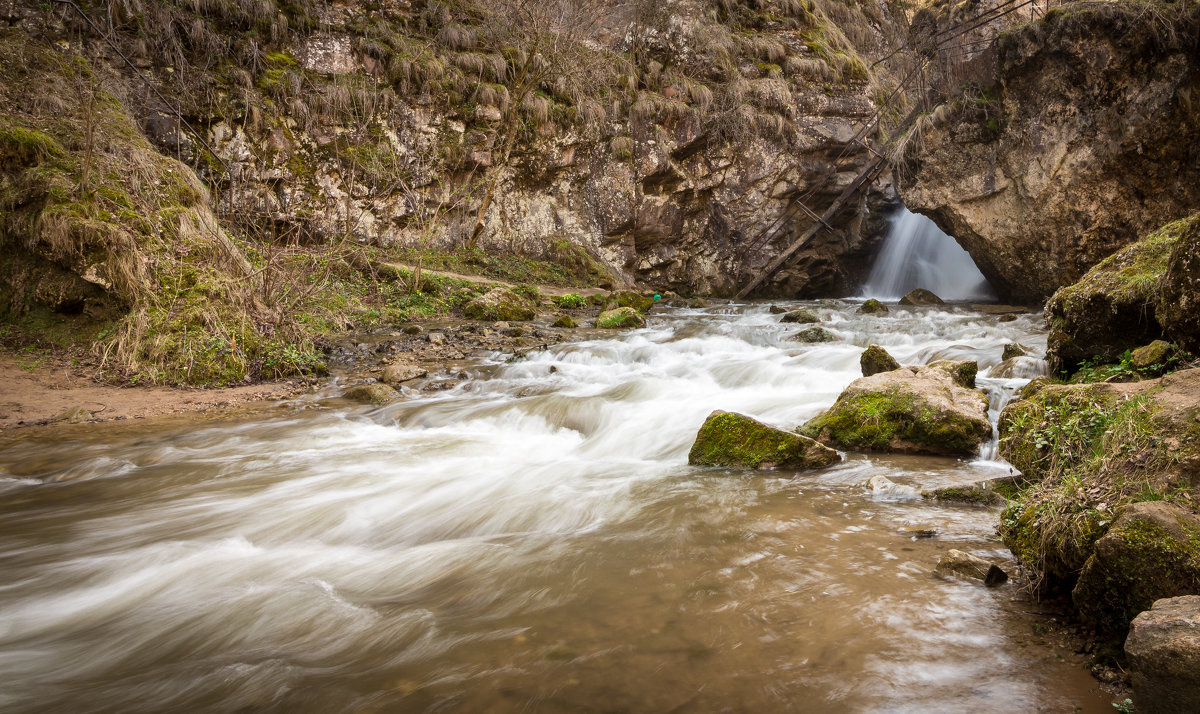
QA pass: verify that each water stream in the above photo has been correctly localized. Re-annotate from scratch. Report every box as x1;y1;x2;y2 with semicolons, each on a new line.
0;302;1109;713
862;209;996;301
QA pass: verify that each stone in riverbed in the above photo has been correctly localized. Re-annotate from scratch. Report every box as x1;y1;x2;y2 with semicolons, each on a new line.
551;314;576;328
858;298;888;315
688;410;840;470
899;288;945;305
596;307;646;329
768;304;788;314
934;549;1009;586
603;290;656;314
790;327;835;343
342;383;400;405
780;308;819;324
1126;595;1200;714
799;360;991;456
860;344;900;377
380;361;427;386
1001;343;1029;360
923;484;1006;507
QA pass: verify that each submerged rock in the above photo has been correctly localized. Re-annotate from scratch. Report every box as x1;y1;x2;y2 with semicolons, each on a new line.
463;287;535;322
688;410;840;470
791;327;835;343
596;307;646;329
342;383;399;405
1074;501;1200;634
858;299;888;315
860;344;900;377
800;361;990;456
934;549;1008;586
899;288;944;306
780;308;819;324
1126;595;1200;714
923;484;1006;507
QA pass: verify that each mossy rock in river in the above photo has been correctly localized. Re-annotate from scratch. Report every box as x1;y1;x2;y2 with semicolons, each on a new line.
1002;343;1030;361
1073;502;1200;635
928;359;977;389
860;344;900;377
858;299;888;315
551;314;576;328
899;288;945;306
780;308;819;324
463;287;535;322
1157;214;1200;353
596;307;646;329
799;361;991;456
688;410;840;470
342;383;400;405
791;327;835;343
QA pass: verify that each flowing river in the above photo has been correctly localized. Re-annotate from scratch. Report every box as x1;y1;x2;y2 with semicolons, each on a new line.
0;301;1112;713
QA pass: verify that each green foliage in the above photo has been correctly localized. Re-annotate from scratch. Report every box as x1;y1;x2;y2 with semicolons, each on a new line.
552;293;587;309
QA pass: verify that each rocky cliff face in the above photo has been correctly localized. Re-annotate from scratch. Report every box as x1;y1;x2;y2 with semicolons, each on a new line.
898;3;1200;304
3;0;907;300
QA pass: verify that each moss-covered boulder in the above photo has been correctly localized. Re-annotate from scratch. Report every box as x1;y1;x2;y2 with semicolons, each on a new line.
551;314;576;328
688;410;840;470
1130;340;1173;371
603;291;655;314
799;362;991;456
596;307;646;329
1045;217;1187;375
899;288;945;306
1156;213;1200;353
790;327;835;343
924;483;1007;507
768;304;788;314
463;287;535;322
928;359;977;388
860;344;900;377
1073;502;1200;635
342;383;400;405
858;298;889;315
779;308;819;324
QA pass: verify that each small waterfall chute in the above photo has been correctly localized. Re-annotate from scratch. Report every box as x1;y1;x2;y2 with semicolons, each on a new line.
861;208;995;301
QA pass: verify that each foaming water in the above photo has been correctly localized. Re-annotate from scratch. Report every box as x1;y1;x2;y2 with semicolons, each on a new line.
862;208;996;301
0;302;1109;713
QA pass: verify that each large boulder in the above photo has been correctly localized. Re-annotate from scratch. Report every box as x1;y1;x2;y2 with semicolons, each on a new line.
463;287;535;322
1126;595;1200;714
1073;501;1200;634
899;288;944;306
860;344;900;377
596;307;646;329
799;361;991;456
1157;213;1200;353
688;411;840;470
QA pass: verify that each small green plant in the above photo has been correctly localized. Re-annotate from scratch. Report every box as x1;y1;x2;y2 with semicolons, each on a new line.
1113;698;1134;714
552;293;587;309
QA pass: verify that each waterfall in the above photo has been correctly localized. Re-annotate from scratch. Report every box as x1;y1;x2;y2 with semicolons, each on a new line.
861;207;996;301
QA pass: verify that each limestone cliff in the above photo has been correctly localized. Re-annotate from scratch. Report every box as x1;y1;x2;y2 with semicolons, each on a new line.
899;3;1200;304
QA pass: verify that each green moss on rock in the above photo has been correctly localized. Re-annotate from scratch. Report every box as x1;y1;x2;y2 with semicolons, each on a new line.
688;410;840;470
791;326;835;343
604;291;655;314
780;308;819;324
1157;213;1200;353
858;298;888;315
551;314;576;328
1073;502;1200;635
342;383;400;405
596;306;645;329
860;344;900;377
462;287;535;321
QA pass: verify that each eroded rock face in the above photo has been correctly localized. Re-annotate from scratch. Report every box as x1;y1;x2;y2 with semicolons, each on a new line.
1158;214;1200;353
1126;595;1200;714
800;361;990;456
688;410;840;470
899;6;1200;303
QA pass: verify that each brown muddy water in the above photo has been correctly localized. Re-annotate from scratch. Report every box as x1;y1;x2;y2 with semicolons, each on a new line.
0;302;1114;713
